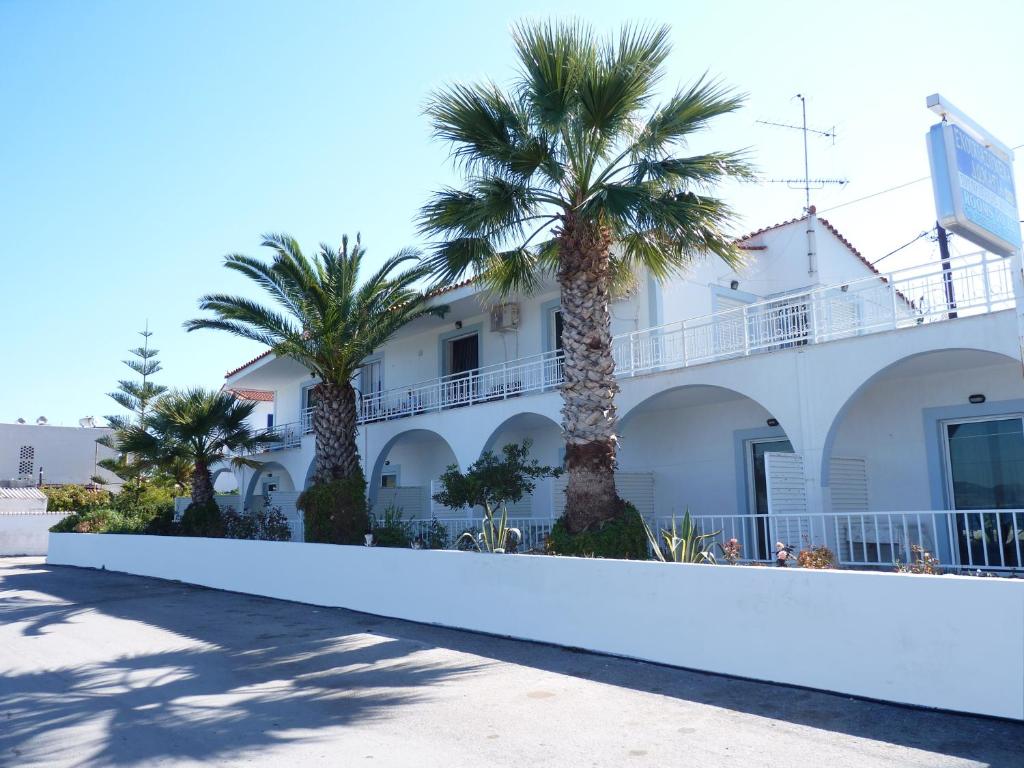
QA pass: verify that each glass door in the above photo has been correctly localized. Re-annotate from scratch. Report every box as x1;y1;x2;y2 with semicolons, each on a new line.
942;416;1024;568
746;438;794;559
445;333;479;405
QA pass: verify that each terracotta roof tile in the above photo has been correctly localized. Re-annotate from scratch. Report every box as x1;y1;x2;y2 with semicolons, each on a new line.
228;388;275;402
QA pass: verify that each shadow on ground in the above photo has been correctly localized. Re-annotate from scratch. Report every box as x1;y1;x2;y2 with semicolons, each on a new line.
1;559;1020;767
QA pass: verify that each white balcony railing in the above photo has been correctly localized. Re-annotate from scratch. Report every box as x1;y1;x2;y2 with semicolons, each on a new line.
252;251;1010;440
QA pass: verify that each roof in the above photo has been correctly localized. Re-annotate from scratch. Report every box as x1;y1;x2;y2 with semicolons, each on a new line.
0;487;46;500
228;388;275;402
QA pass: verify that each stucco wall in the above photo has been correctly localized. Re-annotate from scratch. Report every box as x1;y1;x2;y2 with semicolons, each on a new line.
1;514;68;555
48;534;1024;720
0;423;118;487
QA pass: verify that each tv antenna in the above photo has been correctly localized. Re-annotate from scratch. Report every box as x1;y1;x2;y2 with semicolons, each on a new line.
756;94;848;211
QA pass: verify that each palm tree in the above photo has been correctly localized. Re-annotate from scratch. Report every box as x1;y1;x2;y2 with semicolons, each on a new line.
419;21;753;533
185;234;445;485
120;389;273;507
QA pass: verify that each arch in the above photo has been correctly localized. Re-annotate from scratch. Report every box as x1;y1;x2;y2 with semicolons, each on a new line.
479;411;563;459
617;383;795;521
211;466;238;493
819;347;1022;488
302;460;317;491
243;461;296;507
367;429;459;506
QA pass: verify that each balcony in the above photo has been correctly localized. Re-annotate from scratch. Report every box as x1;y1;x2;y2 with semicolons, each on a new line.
352;251;1012;425
248;251;1012;447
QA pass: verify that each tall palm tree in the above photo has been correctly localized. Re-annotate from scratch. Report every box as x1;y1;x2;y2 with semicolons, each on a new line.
419;21;753;533
186;234;445;485
120;389;273;507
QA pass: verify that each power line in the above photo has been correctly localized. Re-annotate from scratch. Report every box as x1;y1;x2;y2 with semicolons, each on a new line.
871;229;932;266
817;142;1023;215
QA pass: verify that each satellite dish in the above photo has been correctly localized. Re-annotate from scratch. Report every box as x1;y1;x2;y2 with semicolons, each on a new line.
36;416;48;426
78;416;96;428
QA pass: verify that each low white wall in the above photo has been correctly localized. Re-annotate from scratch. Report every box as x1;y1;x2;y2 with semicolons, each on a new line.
2;514;68;555
47;533;1024;720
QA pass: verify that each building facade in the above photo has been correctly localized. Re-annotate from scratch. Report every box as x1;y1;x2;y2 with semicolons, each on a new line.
219;212;1024;570
0;421;120;488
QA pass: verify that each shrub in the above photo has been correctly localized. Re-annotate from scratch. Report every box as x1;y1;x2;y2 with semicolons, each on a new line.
223;505;292;541
43;485;112;512
179;501;225;538
895;544;942;575
455;526;480;551
50;505;168;535
298;475;369;545
641;510;720;564
546;503;647;559
797;545;836;569
421;517;449;549
369;505;414;548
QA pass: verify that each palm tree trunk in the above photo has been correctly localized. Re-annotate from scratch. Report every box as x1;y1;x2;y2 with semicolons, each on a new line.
191;460;215;506
312;381;362;485
557;214;623;533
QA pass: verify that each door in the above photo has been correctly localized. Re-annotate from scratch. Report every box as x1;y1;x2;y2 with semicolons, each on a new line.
302;386;320;432
548;307;565;386
942;416;1024;568
746;438;794;559
445;333;479;404
359;360;383;418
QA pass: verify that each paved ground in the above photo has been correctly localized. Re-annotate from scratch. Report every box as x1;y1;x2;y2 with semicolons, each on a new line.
0;558;1020;768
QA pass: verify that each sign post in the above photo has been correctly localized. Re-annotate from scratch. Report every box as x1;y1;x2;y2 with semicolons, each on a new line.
925;94;1024;370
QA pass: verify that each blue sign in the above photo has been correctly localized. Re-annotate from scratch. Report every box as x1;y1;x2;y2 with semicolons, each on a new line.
927;122;1021;255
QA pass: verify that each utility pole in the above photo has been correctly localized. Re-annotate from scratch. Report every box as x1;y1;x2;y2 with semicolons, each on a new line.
936;223;957;319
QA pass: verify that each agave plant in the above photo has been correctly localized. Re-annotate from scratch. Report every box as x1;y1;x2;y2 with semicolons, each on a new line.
641;510;720;564
456;504;522;554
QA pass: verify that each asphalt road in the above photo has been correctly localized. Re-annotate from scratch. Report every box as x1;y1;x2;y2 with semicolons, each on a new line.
0;557;1020;768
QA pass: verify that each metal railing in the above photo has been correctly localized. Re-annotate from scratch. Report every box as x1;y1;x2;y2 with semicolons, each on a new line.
245;252;1011;438
405;516;554;552
656;509;1024;572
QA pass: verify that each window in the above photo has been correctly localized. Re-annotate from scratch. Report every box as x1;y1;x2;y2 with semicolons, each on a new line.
550;307;564;353
360;359;383;396
266;413;274;430
302;385;320;412
380;473;398;489
942;415;1024;567
18;446;34;479
445;333;479;376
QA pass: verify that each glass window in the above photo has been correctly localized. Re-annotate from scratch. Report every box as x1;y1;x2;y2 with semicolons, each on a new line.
551;308;564;352
360;360;382;395
380;473;398;489
945;417;1024;510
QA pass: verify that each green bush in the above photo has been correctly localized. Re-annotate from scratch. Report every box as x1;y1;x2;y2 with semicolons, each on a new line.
421;517;449;549
49;504;171;535
178;501;225;538
223;505;292;541
298;475;369;545
545;503;647;559
42;485;112;512
370;505;413;548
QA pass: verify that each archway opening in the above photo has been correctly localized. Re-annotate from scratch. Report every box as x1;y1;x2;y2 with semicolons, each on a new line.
619;384;792;560
480;412;563;518
369;430;459;519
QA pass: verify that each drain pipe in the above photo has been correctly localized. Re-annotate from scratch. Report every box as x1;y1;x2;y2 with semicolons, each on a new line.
806;205;819;279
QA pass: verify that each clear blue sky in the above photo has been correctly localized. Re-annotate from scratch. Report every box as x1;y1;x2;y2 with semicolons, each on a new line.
2;0;1022;426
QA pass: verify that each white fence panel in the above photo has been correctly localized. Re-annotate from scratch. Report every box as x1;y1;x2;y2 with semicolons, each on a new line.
374;486;427;519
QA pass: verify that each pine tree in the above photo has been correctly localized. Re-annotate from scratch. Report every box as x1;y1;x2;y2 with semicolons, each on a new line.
95;325;168;486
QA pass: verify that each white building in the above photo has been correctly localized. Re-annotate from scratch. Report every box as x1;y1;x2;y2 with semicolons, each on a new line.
0;420;120;488
219;211;1024;571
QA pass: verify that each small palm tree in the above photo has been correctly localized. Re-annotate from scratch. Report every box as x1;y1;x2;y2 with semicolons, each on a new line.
419;20;752;532
186;234;445;485
120;389;273;507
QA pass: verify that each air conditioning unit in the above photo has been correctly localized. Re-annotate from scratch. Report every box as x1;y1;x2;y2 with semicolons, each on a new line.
489;302;520;332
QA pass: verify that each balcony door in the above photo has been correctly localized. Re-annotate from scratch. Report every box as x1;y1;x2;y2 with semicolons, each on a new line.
942;416;1024;567
746;437;794;559
444;332;479;405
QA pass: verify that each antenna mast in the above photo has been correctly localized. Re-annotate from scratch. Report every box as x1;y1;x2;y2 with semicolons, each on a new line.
756;94;846;212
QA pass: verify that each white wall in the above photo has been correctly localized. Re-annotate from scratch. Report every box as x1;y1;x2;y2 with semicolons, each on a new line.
1;514;68;555
0;423;119;487
48;533;1024;720
618;389;777;517
830;353;1024;510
